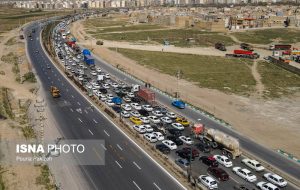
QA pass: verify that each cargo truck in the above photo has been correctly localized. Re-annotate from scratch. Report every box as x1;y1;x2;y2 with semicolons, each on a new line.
215;42;226;51
50;86;60;98
137;88;155;104
226;50;260;59
269;44;291;50
240;43;254;51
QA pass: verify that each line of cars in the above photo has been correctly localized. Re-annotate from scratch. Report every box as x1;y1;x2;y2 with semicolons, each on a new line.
53;20;289;190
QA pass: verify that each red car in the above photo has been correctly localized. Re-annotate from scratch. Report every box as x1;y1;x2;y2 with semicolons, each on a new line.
207;167;229;181
181;147;200;157
199;156;218;167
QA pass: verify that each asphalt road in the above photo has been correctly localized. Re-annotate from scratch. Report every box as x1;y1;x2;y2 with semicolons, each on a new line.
25;23;187;190
86;32;300;183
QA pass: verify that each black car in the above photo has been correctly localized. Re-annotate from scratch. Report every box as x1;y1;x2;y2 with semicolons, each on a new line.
131;97;141;103
152;125;166;135
153;106;168;114
199;156;218;167
112;106;122;113
99;88;107;94
176;150;195;161
167;136;183;146
196;142;211;153
167;128;182;136
207;167;229;181
156;144;170;154
138;109;149;117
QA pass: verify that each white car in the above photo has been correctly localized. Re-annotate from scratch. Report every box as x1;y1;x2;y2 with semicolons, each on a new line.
78;76;83;81
139;117;150;124
121;104;131;111
130;103;142;110
99;94;107;101
66;66;71;70
105;99;114;106
257;181;279;190
106;94;114;99
242;158;265;172
142;104;153;111
111;82;119;88
127;92;135;98
92;87;97;93
72;62;76;66
93;83;100;89
162;140;177;150
123;96;131;103
142;125;153;133
103;83;110;89
263;173;287;187
133;125;146;134
96;67;102;73
160;116;172;124
152;110;163;117
171;123;184;130
232;167;257;182
179;136;193;145
198;175;218;190
105;73;110;78
94;91;102;97
120;111;130;118
148;116;160;124
166;112;177;119
152;132;164;141
213;155;233;167
130;111;141;117
144;133;157;143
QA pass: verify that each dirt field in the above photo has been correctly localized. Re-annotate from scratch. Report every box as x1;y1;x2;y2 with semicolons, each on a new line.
71;20;300;158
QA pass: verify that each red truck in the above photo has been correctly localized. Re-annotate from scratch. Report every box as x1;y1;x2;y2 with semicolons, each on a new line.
226;50;260;59
137;88;155;104
269;44;291;50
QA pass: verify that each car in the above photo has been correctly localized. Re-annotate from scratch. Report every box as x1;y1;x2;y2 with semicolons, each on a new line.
156;144;170;154
233;167;257;182
263;173;287;187
111;82;119;88
139;116;150;124
172;100;186;109
179;136;193;145
93;83;100;89
171;123;184;130
66;66;71;70
130;117;143;125
152;125;167;135
160;117;172;124
99;88;108;94
121;104;131;111
213;155;233;167
99;94;107;101
153;106;168;114
167;128;182;136
112;106;122;113
105;73;110;79
121;111;130;118
130;111;141;117
123;96;132;103
196;141;211;153
166;136;183;146
138;109;149;117
176;150;195;161
131;97;141;103
175;158;190;168
130;103;142;110
106;94;114;99
96;67;102;73
105;99;115;106
199;156;218;167
127;92;135;98
175;117;190;127
256;182;279;190
148;116;160;124
94;91;102;97
242;158;265;172
141;125;153;133
208;167;229;181
181;147;200;157
71;62;76;66
162;140;177;150
198;175;218;190
152;110;163;117
142;104;153;111
144;133;157;143
166;112;177;119
152;132;164;141
103;83;110;89
133;125;146;134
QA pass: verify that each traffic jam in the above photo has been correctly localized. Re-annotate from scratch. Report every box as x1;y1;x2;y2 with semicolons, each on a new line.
49;18;293;190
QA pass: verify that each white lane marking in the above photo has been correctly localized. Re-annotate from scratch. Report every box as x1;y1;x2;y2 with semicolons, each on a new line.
78;118;83;123
133;161;141;170
115;161;122;169
70;108;73;112
88;129;94;135
84;110;88;114
133;181;141;190
93;119;98;124
77;102;81;105
101;144;107;151
71;95;74;98
103;130;110;137
153;183;161;190
116;144;123;151
229;176;240;183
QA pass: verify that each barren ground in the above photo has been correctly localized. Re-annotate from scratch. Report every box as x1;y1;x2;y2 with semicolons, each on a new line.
71;20;300;158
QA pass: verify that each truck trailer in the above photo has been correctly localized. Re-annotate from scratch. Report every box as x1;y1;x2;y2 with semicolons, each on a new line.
226;50;260;59
137;88;155;104
269;44;291;50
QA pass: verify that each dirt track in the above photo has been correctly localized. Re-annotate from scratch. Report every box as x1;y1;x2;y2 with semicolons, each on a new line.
71;21;300;158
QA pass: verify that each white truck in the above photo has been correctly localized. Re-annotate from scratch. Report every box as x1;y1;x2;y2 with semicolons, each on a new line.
97;74;104;81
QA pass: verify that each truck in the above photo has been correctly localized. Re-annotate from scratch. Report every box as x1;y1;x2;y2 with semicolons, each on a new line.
84;55;95;65
137;88;155;104
226;50;260;59
215;42;226;51
269;44;291;50
203;129;242;159
50;86;60;98
240;43;254;51
97;74;105;81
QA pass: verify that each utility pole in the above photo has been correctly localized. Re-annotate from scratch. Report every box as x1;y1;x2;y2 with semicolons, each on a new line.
176;69;182;99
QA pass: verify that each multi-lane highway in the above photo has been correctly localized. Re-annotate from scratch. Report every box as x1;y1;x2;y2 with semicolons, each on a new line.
25;22;187;190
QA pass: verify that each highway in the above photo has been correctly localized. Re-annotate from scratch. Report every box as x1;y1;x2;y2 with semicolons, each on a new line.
25;22;187;190
82;27;300;184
